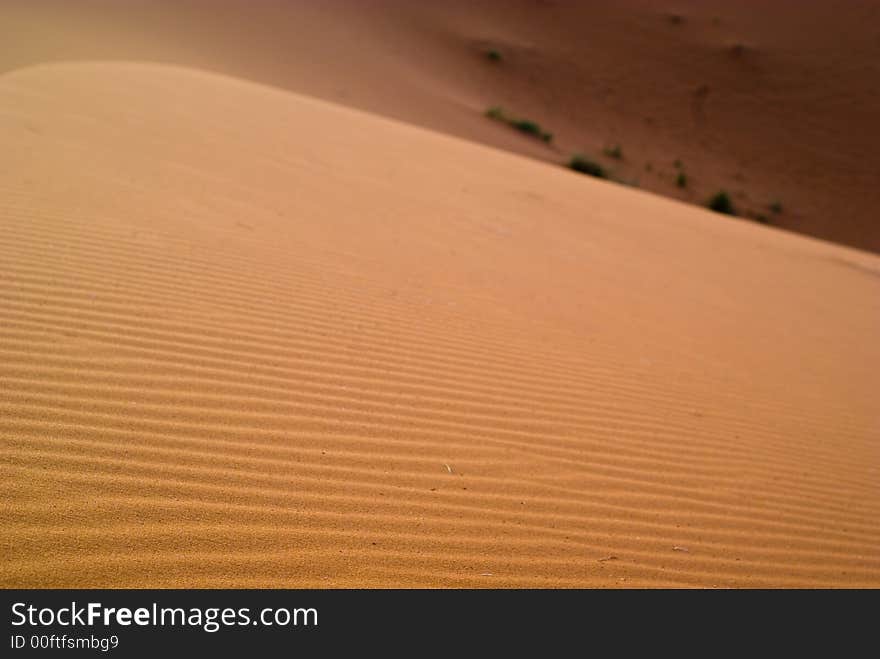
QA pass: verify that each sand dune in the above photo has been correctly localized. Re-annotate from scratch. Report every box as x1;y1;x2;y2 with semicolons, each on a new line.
2;1;879;252
1;61;879;588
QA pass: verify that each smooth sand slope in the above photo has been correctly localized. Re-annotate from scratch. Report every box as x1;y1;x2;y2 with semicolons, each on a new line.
1;62;879;588
3;1;880;252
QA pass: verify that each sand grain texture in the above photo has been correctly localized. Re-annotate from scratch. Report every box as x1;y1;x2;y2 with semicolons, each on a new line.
1;62;878;587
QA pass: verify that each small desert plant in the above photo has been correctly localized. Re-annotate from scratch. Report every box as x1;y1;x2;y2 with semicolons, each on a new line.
676;172;687;188
512;118;552;141
707;191;735;215
485;107;553;142
769;201;783;214
603;144;623;159
568;155;607;178
673;159;683;169
485;49;502;62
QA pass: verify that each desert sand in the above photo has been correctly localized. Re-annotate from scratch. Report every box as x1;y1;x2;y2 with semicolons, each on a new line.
2;1;880;252
1;59;878;588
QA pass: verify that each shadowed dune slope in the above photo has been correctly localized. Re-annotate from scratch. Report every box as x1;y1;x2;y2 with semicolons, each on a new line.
2;1;879;251
1;62;878;588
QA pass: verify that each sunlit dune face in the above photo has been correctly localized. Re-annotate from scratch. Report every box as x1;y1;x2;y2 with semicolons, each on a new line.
1;61;878;588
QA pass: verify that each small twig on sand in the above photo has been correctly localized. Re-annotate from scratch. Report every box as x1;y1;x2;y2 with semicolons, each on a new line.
443;463;454;474
597;556;619;562
673;546;690;553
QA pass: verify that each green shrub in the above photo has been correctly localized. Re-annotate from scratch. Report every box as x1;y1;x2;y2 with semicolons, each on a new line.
512;119;544;138
485;107;553;143
603;144;623;159
707;191;735;215
568;155;606;178
676;172;687;188
769;201;783;214
485;49;502;62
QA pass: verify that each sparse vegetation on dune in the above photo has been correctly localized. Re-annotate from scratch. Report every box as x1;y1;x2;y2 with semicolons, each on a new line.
484;106;553;143
676;172;687;188
568;155;607;179
485;106;504;120
707;191;735;215
485;49;502;62
603;144;623;159
512;118;552;142
770;201;783;214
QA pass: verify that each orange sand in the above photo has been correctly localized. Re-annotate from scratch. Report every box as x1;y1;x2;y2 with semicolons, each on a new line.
1;61;878;587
